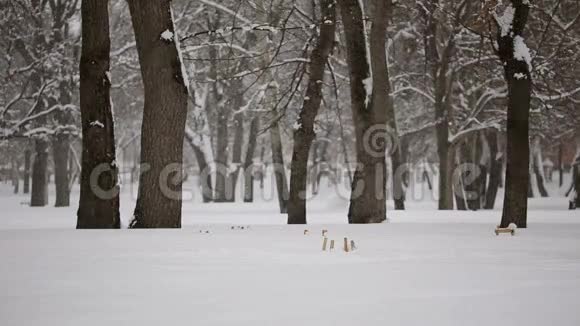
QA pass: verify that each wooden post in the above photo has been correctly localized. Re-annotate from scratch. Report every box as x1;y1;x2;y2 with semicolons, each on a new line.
322;237;328;251
344;237;349;252
330;240;335;251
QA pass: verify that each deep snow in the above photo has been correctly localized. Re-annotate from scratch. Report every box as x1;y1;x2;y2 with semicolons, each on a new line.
0;178;579;326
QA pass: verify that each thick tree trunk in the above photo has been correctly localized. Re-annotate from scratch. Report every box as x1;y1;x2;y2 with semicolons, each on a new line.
77;0;120;228
243;117;259;203
30;139;49;207
128;1;189;228
53;134;70;207
23;149;31;194
499;1;531;228
287;0;336;224
485;130;502;209
339;0;390;223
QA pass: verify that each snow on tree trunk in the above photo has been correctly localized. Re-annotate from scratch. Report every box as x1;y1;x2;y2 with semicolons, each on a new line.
499;0;532;229
339;0;391;223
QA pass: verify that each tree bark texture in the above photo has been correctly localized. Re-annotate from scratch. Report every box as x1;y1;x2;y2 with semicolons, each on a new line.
499;1;531;228
53;134;70;207
243;117;259;203
23;149;31;194
484;130;502;209
287;0;336;224
339;0;390;223
77;0;120;228
30;139;49;207
128;0;189;228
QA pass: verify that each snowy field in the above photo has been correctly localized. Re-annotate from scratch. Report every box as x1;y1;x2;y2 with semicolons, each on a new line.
1;179;579;326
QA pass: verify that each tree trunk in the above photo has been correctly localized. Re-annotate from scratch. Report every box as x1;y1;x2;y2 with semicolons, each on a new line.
77;0;120;228
339;0;390;223
455;142;468;211
466;133;484;210
53;134;70;207
383;5;404;211
214;105;230;202
558;142;564;188
574;162;580;209
287;0;336;224
184;130;213;203
484;130;502;209
531;138;548;197
127;1;189;228
226;109;245;202
499;1;531;228
422;0;454;210
572;135;580;209
438;139;454;209
11;157;20;194
270;115;289;214
23;149;31;194
30;139;49;207
243;117;259;203
391;147;406;210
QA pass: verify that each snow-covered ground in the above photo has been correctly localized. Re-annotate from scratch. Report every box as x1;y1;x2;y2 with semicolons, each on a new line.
1;178;579;326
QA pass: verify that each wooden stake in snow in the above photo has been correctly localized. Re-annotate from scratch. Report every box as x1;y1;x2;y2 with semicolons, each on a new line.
344;237;349;252
495;223;517;236
330;240;335;251
322;237;328;251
